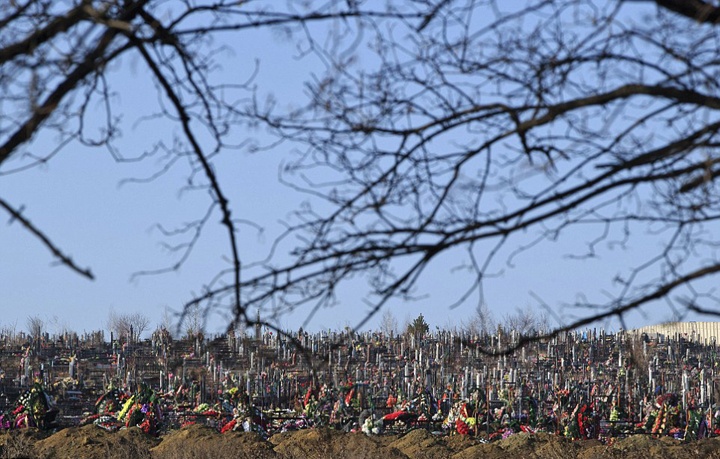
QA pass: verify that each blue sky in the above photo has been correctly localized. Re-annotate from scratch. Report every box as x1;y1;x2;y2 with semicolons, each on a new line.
0;1;704;339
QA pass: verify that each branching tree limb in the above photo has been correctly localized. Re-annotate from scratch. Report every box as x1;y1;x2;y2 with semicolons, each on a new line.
0;0;427;334
224;0;720;350
6;0;720;352
0;198;94;279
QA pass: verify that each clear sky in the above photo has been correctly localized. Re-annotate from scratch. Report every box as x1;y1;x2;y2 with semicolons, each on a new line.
0;1;704;339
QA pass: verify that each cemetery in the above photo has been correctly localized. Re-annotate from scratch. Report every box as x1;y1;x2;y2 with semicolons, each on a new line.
2;320;720;457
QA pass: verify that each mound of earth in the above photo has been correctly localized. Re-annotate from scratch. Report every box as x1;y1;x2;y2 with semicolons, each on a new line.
0;428;48;458
151;423;276;459
452;432;578;459
31;424;159;459
272;427;407;459
388;429;458;458
4;426;720;458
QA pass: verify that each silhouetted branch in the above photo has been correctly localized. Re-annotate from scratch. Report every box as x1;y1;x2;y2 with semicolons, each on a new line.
0;198;94;280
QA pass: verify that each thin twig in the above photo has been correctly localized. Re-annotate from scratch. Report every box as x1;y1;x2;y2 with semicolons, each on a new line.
0;197;94;280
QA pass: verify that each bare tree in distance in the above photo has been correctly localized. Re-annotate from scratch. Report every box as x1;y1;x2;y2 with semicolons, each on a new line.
379;308;399;339
108;311;150;343
462;305;495;338
181;304;204;341
47;315;70;338
158;307;175;340
26;316;43;342
0;321;17;342
502;308;550;338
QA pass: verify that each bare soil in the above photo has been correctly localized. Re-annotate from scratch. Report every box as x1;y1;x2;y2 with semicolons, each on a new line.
2;426;720;459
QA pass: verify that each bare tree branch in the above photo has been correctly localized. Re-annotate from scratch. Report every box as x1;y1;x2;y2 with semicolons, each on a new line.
0;197;93;280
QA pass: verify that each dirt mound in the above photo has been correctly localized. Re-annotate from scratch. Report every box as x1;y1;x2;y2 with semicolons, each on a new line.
154;423;218;447
32;424;158;459
442;433;478;454
453;432;584;459
5;426;720;459
272;427;407;459
0;428;49;458
599;435;720;459
152;424;276;459
388;429;455;458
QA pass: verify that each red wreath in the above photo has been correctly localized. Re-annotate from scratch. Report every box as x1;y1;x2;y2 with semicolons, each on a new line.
221;419;237;434
456;419;470;435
